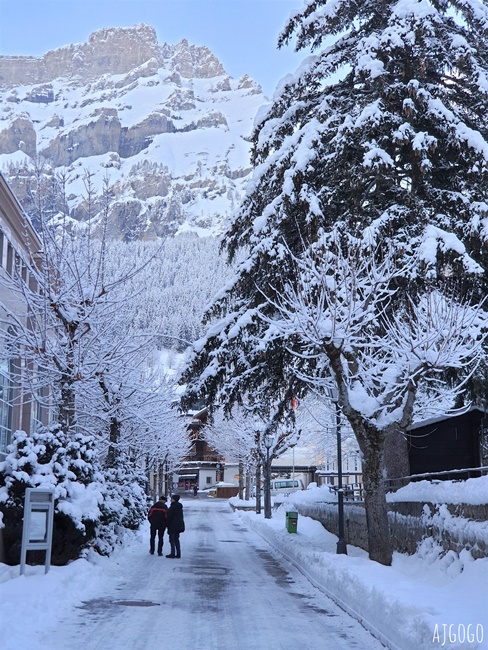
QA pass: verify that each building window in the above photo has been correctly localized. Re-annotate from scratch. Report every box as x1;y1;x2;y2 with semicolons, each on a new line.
14;252;21;278
6;243;13;276
0;358;13;454
206;476;211;485
29;274;38;293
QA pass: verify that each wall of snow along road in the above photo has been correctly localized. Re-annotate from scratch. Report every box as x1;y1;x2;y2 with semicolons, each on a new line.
231;482;488;650
277;480;488;559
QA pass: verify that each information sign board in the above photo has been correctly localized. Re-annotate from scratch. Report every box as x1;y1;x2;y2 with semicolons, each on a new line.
20;488;54;576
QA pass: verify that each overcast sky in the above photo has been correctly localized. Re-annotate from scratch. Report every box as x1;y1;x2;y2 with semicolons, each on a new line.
0;0;309;96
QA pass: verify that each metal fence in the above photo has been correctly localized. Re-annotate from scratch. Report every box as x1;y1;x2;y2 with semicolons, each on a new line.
327;466;488;502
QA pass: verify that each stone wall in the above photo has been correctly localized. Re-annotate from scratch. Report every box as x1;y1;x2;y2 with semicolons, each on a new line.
294;501;488;559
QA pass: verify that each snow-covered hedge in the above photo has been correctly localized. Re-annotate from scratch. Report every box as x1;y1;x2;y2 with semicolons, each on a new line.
0;426;147;565
95;461;147;555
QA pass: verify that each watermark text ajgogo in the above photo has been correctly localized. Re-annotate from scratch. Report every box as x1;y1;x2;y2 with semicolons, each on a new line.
433;623;484;646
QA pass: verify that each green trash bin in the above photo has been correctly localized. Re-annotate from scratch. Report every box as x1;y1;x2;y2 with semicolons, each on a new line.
286;511;298;533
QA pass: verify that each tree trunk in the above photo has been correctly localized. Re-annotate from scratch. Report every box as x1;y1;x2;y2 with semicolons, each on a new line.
383;425;410;491
165;464;172;498
59;373;76;434
245;472;251;501
99;376;121;469
58;322;78;435
359;428;393;566
105;416;121;468
158;463;165;498
238;460;244;500
255;465;261;514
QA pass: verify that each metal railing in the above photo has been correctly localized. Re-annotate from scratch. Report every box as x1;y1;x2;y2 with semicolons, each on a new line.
326;466;488;501
328;482;364;502
385;465;488;490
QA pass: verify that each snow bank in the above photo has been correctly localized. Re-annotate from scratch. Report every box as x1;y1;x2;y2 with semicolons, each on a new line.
387;475;488;505
0;556;104;650
236;501;488;650
229;484;338;511
282;483;338;504
0;527;145;650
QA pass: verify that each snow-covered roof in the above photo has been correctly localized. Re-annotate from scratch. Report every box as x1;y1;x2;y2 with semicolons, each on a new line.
409;406;485;431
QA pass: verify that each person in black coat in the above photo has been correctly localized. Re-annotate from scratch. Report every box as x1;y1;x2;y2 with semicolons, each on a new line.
166;494;185;558
148;496;168;556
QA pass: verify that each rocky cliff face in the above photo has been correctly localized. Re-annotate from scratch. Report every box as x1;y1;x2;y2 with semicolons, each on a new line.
0;24;265;239
0;25;225;85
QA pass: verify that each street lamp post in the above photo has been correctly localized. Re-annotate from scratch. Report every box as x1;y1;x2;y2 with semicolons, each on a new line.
264;434;274;519
335;401;347;554
330;388;347;555
292;445;295;485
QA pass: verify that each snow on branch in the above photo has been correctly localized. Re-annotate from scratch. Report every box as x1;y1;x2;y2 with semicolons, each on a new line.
258;233;487;428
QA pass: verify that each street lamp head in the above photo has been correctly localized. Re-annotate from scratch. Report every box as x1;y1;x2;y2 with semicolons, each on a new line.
264;434;274;450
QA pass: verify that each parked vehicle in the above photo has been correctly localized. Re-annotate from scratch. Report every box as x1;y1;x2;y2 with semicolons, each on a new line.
269;479;304;496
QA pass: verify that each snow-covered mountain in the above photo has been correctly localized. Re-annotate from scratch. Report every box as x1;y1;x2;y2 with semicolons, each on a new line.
0;24;266;239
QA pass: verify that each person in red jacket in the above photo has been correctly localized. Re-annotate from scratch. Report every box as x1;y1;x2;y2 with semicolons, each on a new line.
148;496;168;556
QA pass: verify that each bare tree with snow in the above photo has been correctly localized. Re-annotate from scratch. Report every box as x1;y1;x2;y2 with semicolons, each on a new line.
266;236;486;562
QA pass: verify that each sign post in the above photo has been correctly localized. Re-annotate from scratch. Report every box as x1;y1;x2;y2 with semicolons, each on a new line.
20;488;55;576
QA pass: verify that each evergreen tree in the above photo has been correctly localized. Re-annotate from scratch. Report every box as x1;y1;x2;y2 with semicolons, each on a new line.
183;0;488;565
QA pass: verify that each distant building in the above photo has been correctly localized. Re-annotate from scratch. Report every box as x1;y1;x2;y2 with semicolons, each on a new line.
176;406;224;492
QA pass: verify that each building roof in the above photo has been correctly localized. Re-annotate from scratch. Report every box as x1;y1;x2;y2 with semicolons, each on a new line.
409;406;485;431
0;172;41;259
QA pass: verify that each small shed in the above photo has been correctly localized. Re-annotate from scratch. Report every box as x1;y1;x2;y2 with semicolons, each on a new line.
407;407;487;479
215;485;239;498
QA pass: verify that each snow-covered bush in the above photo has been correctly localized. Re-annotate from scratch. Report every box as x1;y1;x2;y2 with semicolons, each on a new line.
94;457;148;556
0;426;105;565
0;426;150;564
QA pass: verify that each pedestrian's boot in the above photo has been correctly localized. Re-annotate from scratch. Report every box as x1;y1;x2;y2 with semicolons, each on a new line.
166;554;175;558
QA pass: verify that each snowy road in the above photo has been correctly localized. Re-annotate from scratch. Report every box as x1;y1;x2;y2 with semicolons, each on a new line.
40;497;384;650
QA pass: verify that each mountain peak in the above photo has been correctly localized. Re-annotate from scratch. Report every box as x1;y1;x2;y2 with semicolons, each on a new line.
164;38;226;79
0;26;263;240
0;24;227;86
87;23;158;47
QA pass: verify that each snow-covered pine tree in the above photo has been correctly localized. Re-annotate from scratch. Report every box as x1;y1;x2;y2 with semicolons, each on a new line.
183;0;488;565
